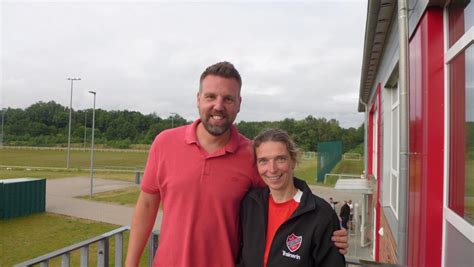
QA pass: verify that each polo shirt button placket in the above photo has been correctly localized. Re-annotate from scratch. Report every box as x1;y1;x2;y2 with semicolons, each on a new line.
202;158;211;182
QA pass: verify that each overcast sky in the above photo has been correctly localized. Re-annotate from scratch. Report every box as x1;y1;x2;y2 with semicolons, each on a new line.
1;0;367;128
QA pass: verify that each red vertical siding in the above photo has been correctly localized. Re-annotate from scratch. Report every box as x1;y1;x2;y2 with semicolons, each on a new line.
407;8;444;267
368;104;374;176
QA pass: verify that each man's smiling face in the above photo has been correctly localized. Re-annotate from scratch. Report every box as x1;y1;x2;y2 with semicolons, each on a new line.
197;75;241;136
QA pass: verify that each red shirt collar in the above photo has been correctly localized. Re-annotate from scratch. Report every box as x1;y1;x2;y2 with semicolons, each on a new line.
185;119;240;154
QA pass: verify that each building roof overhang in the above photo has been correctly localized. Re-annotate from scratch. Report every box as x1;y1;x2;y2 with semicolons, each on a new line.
358;0;396;112
357;0;449;112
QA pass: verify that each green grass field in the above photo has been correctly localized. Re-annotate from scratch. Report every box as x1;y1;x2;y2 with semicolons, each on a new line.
0;148;147;181
0;167;137;181
294;158;318;185
331;159;364;175
78;187;141;206
0;148;147;170
0;213;151;266
321;159;365;186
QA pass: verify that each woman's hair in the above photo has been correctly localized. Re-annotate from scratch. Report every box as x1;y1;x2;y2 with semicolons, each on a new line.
253;128;300;164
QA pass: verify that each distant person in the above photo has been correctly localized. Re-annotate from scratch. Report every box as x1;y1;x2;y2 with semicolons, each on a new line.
339;200;350;229
125;62;348;266
239;129;345;266
348;199;354;230
329;197;339;211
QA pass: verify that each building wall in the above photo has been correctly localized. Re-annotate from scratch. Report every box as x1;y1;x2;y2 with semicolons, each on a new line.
365;1;431;263
407;7;445;267
379;210;397;263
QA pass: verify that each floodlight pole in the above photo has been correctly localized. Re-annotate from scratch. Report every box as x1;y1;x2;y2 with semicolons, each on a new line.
171;112;178;128
83;111;87;150
88;90;96;198
0;108;5;148
66;77;81;169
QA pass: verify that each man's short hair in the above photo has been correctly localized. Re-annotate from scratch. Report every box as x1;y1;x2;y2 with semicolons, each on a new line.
199;61;242;90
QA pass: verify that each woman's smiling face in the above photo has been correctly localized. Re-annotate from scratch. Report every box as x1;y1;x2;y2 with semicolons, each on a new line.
255;141;295;193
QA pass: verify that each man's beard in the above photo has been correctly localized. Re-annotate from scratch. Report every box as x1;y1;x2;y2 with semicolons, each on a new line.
202;120;230;136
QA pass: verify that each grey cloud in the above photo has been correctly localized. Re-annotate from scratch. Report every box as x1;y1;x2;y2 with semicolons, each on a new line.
2;1;366;128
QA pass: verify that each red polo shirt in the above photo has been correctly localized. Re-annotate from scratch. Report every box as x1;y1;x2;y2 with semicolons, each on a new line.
141;119;262;266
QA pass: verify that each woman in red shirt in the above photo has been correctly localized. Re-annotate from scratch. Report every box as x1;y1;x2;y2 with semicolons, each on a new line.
239;129;345;267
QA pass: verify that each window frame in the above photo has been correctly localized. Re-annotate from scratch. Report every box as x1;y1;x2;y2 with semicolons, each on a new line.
389;84;400;217
443;5;474;246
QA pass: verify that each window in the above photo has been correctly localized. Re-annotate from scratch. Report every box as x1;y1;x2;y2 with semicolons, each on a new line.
444;2;474;265
447;0;474;225
449;44;474;225
390;85;399;216
372;104;378;179
448;0;473;47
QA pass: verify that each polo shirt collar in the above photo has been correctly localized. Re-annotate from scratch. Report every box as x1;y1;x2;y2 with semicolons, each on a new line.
185;119;240;154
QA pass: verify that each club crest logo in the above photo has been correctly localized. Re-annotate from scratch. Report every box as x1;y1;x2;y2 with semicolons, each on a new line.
286;233;302;252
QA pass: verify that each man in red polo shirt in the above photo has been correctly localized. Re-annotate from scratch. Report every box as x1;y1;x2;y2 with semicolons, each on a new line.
125;62;348;266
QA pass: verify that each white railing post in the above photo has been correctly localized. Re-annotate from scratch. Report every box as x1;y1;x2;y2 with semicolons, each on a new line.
40;261;49;267
80;245;89;267
61;253;70;267
115;232;124;267
97;239;109;267
147;231;159;267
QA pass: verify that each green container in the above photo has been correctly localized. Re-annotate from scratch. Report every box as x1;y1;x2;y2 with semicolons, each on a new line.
0;178;46;219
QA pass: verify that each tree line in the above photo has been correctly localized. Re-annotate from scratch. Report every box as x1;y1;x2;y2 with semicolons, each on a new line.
1;101;364;152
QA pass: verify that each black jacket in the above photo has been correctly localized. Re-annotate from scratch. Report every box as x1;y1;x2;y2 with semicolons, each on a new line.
238;178;345;267
340;204;350;220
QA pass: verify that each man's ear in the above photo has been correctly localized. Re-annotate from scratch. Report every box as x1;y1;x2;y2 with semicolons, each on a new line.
237;96;242;113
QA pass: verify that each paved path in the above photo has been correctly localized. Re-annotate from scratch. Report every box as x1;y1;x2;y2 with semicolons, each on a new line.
46;177;357;229
308;184;372;260
46;177;162;231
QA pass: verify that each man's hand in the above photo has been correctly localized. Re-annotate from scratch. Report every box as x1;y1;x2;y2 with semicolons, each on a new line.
332;228;349;255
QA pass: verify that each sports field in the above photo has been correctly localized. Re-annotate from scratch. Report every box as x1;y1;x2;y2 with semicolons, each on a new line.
0;148;147;170
0;147;319;182
0;148;147;181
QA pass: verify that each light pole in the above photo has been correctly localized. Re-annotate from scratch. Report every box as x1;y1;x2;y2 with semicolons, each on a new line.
88;90;96;198
170;112;178;128
66;77;81;169
83;111;87;150
1;108;5;148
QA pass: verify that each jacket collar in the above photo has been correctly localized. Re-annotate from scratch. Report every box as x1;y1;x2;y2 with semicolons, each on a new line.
291;178;317;217
248;177;317;215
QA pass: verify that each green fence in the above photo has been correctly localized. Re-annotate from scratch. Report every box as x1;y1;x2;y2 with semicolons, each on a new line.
0;178;46;219
316;141;342;183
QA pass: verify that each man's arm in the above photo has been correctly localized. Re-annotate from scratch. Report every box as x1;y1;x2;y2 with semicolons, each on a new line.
125;191;161;267
332;228;348;255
